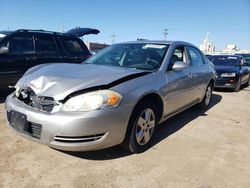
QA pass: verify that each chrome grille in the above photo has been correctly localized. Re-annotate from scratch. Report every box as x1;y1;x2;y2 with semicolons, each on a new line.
54;133;106;143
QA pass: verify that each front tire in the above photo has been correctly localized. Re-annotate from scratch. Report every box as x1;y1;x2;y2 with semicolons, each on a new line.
122;101;158;153
234;78;241;92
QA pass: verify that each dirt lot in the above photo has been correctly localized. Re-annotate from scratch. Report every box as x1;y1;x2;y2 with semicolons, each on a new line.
0;87;250;188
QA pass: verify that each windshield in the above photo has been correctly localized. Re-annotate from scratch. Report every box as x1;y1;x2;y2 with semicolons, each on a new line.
211;56;240;66
84;43;169;70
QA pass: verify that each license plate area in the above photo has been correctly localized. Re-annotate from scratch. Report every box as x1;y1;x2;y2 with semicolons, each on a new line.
8;110;28;132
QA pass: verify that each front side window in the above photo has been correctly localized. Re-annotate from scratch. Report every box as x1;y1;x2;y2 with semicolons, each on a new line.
169;46;188;70
84;43;169;70
37;34;58;54
9;34;35;55
187;47;204;66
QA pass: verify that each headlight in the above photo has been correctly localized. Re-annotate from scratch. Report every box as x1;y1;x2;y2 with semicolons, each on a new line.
221;73;236;77
62;90;122;112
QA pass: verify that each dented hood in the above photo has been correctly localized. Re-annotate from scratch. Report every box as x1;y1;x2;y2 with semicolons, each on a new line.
16;63;145;101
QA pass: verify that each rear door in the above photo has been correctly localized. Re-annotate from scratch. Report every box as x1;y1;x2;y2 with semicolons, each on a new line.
186;46;209;100
35;33;60;66
0;32;35;88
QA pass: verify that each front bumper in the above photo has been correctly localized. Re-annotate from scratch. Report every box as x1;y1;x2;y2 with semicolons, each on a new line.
215;77;238;89
5;94;132;151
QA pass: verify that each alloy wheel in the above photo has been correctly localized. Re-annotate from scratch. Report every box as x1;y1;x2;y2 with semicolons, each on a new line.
135;108;155;146
205;85;212;106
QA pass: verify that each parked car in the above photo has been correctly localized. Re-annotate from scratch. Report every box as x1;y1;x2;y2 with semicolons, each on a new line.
5;41;216;153
210;55;250;91
0;28;99;90
235;53;250;67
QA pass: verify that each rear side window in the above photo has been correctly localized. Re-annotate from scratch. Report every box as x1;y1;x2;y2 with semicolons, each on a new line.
37;34;58;54
187;47;204;66
61;36;89;54
64;38;82;52
9;33;35;54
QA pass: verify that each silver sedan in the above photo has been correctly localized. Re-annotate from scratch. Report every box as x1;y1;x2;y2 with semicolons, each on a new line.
5;41;216;153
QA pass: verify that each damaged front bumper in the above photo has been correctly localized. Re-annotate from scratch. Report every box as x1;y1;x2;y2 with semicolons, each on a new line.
5;93;131;151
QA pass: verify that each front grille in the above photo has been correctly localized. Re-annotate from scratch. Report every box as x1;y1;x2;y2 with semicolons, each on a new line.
54;133;106;143
16;87;56;112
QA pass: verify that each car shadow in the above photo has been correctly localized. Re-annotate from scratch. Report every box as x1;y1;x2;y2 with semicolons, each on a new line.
62;93;222;160
0;90;13;104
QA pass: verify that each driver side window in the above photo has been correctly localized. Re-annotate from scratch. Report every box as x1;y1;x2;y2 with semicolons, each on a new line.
168;46;187;70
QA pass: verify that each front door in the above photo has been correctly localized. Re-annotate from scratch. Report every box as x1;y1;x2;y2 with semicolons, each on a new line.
0;33;35;88
163;46;194;116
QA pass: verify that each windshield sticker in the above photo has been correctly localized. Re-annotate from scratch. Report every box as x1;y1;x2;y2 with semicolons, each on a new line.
0;34;6;38
228;56;237;59
142;44;166;49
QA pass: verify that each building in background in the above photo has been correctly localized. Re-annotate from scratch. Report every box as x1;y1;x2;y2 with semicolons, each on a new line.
200;32;250;55
220;44;250;54
200;32;215;54
85;41;109;52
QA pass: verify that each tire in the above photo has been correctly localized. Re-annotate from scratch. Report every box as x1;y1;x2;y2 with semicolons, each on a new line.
246;74;250;87
234;78;241;92
198;83;213;109
122;101;158;153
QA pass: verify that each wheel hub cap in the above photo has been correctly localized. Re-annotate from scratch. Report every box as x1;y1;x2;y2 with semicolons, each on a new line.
135;108;155;146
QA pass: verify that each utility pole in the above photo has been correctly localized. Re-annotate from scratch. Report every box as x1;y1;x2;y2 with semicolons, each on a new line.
111;33;116;44
163;29;169;41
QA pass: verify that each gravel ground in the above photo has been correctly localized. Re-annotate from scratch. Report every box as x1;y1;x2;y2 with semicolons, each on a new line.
0;87;250;188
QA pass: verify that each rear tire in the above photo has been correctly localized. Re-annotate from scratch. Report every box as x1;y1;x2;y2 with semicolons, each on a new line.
122;101;158;153
198;83;213;109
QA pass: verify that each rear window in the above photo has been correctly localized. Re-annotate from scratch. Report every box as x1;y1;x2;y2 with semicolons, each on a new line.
61;37;87;53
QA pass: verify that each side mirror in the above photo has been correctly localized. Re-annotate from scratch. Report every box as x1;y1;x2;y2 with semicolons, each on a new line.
0;46;9;55
172;61;189;70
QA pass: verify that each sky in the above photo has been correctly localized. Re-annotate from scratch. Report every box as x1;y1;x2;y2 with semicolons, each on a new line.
0;0;249;50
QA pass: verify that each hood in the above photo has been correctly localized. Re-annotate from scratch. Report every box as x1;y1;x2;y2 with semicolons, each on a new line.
16;64;146;101
66;28;100;37
215;65;240;73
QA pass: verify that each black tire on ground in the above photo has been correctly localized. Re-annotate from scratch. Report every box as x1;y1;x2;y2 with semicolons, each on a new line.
246;74;250;87
198;83;213;109
234;78;241;92
122;101;158;153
